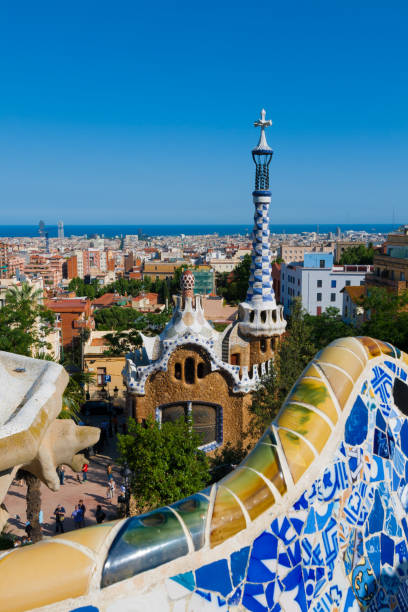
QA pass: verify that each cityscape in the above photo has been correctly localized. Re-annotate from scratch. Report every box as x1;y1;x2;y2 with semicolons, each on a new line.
0;3;408;612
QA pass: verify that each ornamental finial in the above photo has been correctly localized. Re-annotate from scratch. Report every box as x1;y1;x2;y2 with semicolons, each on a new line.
253;109;272;151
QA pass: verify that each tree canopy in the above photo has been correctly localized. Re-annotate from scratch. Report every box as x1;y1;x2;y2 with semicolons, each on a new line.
249;298;317;436
0;282;55;357
360;287;408;352
103;330;142;356
117;416;210;513
216;254;251;304
339;243;374;265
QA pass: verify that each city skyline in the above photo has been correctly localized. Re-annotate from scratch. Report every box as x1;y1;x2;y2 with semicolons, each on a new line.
1;2;407;224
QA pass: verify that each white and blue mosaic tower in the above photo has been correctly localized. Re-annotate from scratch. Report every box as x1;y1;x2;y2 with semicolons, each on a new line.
239;110;287;337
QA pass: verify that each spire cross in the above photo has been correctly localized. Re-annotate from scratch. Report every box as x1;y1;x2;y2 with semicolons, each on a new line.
254;108;272;130
253;109;272;151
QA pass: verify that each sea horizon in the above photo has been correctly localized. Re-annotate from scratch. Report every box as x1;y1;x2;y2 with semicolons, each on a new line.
0;223;400;239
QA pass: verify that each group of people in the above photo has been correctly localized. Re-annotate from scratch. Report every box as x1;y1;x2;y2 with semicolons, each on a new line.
54;499;86;532
57;463;88;486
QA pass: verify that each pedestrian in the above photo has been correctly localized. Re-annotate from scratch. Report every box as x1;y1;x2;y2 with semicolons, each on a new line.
95;505;106;524
57;465;65;485
54;504;65;533
107;479;115;500
78;499;86;527
71;505;83;529
25;521;32;539
106;464;113;481
82;462;88;482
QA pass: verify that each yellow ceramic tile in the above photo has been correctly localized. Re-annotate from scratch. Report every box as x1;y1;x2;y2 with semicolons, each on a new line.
55;520;117;553
374;339;396;357
358;336;381;359
401;350;408;368
316;345;364;382
302;363;322;379
278;429;315;483
0;540;94;611
329;337;368;363
278;404;332;453
221;468;275;521
287;377;338;424
242;441;287;495
210;485;246;548
317;362;354;409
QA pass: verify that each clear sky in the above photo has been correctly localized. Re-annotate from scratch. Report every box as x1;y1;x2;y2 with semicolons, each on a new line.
0;1;407;225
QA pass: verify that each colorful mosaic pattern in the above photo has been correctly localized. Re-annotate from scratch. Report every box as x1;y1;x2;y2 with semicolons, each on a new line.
3;337;408;611
246;193;276;306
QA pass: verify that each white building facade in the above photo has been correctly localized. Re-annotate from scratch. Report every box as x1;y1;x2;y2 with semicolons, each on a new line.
281;253;372;316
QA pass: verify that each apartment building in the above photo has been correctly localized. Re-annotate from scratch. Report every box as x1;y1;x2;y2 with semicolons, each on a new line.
281;253;372;316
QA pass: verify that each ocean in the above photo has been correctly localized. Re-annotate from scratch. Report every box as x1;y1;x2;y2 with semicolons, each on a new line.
0;224;398;238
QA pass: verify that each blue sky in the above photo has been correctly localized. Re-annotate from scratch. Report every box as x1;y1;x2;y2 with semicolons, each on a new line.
0;1;407;225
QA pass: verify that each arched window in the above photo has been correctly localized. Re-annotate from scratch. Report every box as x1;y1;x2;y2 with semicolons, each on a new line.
249;311;255;323
192;404;217;446
174;362;182;380
197;362;205;379
185;357;195;384
260;310;266;323
260;338;267;353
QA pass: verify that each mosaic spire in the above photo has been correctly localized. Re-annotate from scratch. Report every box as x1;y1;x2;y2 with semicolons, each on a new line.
238;110;286;337
246;109;275;306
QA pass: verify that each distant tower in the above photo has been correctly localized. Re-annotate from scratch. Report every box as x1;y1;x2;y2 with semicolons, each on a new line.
238;110;286;337
58;220;64;240
336;226;341;240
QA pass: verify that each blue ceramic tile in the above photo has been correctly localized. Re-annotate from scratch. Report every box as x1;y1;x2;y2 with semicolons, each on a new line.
368;490;384;535
345;396;368;445
242;583;268;612
381;533;395;566
70;608;99;612
228;586;242;606
287;540;301;566
251;532;278;562
304;508;317;534
247;558;276;583
196;589;211;601
281;565;307;611
196;559;233;598
290;517;304;536
374;428;390;459
315;502;334;531
171;571;195;591
399;422;408;458
265;579;280;608
271;517;297;545
376;409;387;431
366;535;381;578
230;547;250;587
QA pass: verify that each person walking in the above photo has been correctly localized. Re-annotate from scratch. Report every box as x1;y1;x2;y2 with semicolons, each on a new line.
82;462;88;482
54;504;65;533
95;505;106;524
57;465;65;485
78;499;86;528
107;479;115;500
106;464;113;481
71;505;83;529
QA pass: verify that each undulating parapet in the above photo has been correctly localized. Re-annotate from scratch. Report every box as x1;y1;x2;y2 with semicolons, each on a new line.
1;337;408;611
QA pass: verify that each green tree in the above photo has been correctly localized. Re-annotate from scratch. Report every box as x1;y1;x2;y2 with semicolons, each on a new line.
360;287;408;351
217;255;251;304
249;298;317;436
305;307;356;350
103;330;142;356
117;416;210;513
0;283;55;356
339;243;374;265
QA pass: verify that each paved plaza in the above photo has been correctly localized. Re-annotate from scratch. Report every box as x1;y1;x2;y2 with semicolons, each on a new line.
4;446;123;539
